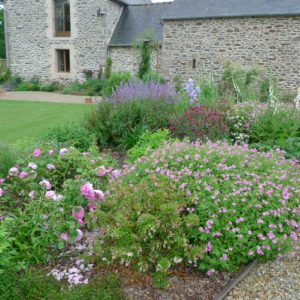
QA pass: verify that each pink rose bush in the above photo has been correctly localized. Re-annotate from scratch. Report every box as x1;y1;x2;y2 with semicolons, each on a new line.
0;143;117;265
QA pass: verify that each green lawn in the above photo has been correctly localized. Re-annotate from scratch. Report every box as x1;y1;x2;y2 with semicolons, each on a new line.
0;100;96;144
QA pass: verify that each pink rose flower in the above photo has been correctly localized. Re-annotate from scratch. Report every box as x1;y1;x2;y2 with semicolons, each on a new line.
72;206;85;220
19;171;28;179
60;232;69;241
47;164;56;170
0;178;5;183
49;149;54;155
111;170;121;178
96;166;108;177
33;149;42;157
59;148;68;155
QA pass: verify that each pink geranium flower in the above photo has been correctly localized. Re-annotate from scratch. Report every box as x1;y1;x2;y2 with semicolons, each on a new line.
59;148;68;155
93;190;105;201
87;202;95;212
39;179;52;190
33;149;42;157
72;206;85;220
60;232;69;241
80;183;94;199
74;229;83;242
19;171;28;179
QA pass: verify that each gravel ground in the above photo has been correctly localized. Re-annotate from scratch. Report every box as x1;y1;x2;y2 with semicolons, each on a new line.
226;251;300;300
0;91;102;103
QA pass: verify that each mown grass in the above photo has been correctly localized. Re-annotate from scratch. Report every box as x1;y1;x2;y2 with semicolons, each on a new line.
0;100;96;144
0;269;126;300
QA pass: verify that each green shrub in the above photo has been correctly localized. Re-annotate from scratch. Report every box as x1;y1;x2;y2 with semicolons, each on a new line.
96;140;300;273
127;129;172;163
84;99;177;150
82;78;105;94
16;81;40;91
94;176;195;273
220;62;276;102
0;69;11;84
101;71;131;96
3;75;23;90
62;81;86;95
41;123;95;151
104;57;112;79
41;82;63;92
0;142;19;177
0;218;16;274
249;106;300;144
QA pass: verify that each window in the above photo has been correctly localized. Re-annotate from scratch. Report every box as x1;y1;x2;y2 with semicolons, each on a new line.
54;0;71;37
192;59;196;69
57;49;70;72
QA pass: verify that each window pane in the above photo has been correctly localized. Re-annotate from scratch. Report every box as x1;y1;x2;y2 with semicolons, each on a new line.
65;50;70;72
55;0;63;32
64;0;71;32
57;50;65;72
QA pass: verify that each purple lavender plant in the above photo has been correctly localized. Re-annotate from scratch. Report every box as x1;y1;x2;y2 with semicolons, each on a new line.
106;78;178;103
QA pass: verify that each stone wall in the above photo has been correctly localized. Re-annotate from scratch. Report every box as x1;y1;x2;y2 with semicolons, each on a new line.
110;46;160;75
5;0;123;83
161;16;300;91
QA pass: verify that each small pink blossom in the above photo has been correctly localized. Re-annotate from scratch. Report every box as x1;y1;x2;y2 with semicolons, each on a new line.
74;229;83;242
47;164;56;170
87;202;95;212
59;148;68;155
207;269;218;276
45;191;56;199
49;149;54;155
39;179;52;190
33;149;42;157
80;183;94;199
111;170;121;178
72;206;85;220
28;163;37;169
19;171;28;179
29;191;35;198
0;188;3;197
0;178;4;183
93;190;105;201
60;232;69;241
9;167;19;176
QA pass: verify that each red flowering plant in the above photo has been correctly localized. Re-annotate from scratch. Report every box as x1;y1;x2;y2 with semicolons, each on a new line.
169;104;230;141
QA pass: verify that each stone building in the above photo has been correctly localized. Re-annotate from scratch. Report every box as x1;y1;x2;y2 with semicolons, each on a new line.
4;0;300;90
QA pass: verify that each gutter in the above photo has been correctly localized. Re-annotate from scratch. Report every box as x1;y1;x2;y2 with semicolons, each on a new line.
162;12;300;21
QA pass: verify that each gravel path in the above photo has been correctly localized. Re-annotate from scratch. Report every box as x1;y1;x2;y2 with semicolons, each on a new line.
226;252;300;300
0;91;102;104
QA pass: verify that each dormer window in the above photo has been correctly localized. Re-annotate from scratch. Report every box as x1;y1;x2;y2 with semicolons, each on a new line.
54;0;71;37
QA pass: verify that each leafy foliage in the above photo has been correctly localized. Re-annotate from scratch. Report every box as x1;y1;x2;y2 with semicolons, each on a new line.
41;123;95;151
84;99;177;150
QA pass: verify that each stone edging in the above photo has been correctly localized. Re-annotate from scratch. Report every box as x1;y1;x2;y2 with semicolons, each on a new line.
213;259;259;300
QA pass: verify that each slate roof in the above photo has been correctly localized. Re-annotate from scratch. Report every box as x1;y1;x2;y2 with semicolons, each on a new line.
163;0;300;20
109;3;171;46
111;0;153;5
